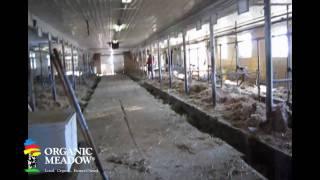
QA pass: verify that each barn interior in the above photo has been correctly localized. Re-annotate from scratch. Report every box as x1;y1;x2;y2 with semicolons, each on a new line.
27;0;292;179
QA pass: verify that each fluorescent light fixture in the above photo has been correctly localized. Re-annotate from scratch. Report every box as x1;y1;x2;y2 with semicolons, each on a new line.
29;52;35;58
112;40;118;44
113;24;127;32
152;24;157;32
122;0;132;4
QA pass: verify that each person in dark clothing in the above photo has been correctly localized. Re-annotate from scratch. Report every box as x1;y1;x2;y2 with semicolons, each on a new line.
164;51;168;72
236;65;249;86
146;50;153;79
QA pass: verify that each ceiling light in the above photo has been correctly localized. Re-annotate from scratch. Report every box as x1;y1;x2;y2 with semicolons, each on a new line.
112;40;118;44
113;24;127;32
122;0;132;4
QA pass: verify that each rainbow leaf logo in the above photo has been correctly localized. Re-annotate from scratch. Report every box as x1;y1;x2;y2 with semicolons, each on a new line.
24;139;41;173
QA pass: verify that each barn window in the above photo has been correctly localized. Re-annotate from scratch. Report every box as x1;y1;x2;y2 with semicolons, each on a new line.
272;25;288;58
238;33;252;58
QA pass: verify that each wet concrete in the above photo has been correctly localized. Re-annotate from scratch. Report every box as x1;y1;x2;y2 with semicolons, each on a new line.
83;74;266;180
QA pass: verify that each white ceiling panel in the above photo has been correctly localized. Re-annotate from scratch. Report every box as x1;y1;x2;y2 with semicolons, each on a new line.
28;0;218;50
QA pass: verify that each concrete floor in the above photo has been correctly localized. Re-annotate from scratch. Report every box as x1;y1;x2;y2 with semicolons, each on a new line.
83;74;265;180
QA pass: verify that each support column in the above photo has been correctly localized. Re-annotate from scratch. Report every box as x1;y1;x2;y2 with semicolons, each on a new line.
235;21;239;71
62;41;66;73
86;52;89;77
167;35;172;88
77;49;82;87
71;46;76;90
219;44;222;87
286;4;292;90
256;40;261;101
39;43;43;87
78;49;81;87
209;16;217;107
140;49;143;77
28;45;36;111
48;37;57;101
88;52;91;76
157;41;162;88
150;45;154;80
264;0;273;120
86;52;89;76
83;52;86;79
197;48;200;80
182;31;189;94
208;44;210;83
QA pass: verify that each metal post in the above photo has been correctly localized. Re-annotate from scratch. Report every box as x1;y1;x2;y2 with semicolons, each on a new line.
182;31;189;94
78;50;81;86
150;45;154;80
48;39;57;101
264;0;273;120
147;48;149;76
188;46;191;76
139;49;141;77
39;44;43;87
87;52;89;77
219;44;222;87
71;46;76;90
167;35;172;88
142;49;145;78
157;41;162;88
62;42;66;73
209;16;217;107
207;42;210;83
140;49;143;77
83;52;86;80
88;52;90;76
197;48;200;80
138;47;142;78
141;49;144;77
86;52;89;77
28;45;36;111
256;40;261;101
286;4;292;90
235;21;239;71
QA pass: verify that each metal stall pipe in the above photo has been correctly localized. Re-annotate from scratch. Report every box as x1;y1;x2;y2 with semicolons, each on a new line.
71;46;76;90
52;49;109;180
157;41;162;88
39;44;43;88
256;39;261;101
264;0;274;120
182;31;189;94
48;37;57;101
209;16;217;107
167;35;172;88
28;44;36;111
62;41;66;72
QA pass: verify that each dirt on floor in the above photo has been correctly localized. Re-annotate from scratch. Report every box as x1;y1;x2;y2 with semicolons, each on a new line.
32;75;99;111
145;75;292;155
83;75;265;180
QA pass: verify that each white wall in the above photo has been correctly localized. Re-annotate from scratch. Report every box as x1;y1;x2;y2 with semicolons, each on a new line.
101;54;124;75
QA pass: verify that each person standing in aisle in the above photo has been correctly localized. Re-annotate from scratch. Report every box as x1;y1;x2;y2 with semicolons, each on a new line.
146;50;153;80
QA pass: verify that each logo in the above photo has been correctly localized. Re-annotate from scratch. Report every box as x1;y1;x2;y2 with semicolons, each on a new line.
23;138;97;173
24;139;41;174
